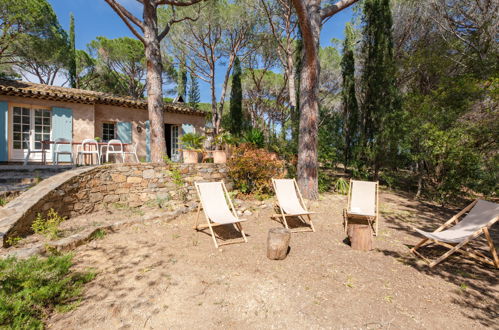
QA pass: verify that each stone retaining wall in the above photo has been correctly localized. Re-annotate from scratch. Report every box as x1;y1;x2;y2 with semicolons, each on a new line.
0;163;228;246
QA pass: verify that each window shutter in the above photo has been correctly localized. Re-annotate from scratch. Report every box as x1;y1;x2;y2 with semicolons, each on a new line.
145;120;150;162
0;101;7;161
51;107;73;162
181;124;195;135
117;122;132;144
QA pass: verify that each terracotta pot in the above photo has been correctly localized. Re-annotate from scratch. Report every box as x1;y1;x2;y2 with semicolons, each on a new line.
213;150;227;164
183;150;199;163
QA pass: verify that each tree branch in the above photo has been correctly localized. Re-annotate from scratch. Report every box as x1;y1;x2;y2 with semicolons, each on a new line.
155;0;204;6
104;0;145;43
321;0;359;21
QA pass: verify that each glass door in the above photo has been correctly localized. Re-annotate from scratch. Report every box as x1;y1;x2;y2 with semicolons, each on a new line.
10;106;51;161
171;125;180;161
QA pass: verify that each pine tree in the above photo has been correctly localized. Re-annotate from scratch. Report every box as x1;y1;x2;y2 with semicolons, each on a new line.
360;0;400;178
69;13;77;88
177;57;187;99
188;71;200;109
341;23;359;169
229;56;243;135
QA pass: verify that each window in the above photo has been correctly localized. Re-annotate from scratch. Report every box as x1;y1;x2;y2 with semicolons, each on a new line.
102;123;115;142
12;106;51;150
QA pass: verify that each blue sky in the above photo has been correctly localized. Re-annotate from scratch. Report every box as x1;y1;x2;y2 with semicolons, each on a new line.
48;0;354;103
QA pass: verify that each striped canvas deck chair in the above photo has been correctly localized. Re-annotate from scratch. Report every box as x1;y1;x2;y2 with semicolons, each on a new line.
194;181;247;248
411;199;499;268
271;178;315;233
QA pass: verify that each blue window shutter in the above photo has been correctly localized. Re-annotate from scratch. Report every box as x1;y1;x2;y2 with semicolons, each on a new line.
181;124;195;135
0;101;7;161
51;107;73;162
117;122;132;144
145;120;150;162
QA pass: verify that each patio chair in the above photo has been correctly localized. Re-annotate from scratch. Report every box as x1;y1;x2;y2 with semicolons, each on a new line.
343;180;379;236
101;139;124;163
123;142;140;163
76;139;100;165
271;178;315;232
194;181;247;248
53;138;74;165
411;199;499;268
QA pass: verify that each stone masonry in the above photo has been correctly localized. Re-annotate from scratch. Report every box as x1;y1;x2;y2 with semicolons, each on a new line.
0;163;228;247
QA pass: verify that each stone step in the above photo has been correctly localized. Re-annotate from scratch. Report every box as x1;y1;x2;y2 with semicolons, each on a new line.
0;165;74;174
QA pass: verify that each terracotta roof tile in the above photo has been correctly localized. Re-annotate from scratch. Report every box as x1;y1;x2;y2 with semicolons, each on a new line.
0;79;205;116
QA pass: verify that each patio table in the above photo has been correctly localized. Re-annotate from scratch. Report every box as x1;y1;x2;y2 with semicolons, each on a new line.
41;140;131;165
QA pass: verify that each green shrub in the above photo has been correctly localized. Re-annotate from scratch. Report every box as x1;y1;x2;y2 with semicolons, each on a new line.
335;178;349;195
180;132;206;150
0;255;95;328
241;128;264;148
31;209;66;240
0;198;6;207
227;144;285;195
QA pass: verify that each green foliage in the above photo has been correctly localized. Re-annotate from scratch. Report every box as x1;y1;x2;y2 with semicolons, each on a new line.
227;144;285;195
31;208;66;240
0;198;6;207
341;22;360;168
188;71;201;108
177;57;187;99
6;236;21;247
335;178;349;195
87;36;146;98
68;13;76;88
0;255;95;328
242;128;264;148
360;0;401;176
180;132;205;151
229;56;243;135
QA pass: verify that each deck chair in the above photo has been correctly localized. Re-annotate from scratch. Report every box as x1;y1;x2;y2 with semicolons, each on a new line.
343;180;379;236
194;181;247;248
271;178;315;232
411;199;499;268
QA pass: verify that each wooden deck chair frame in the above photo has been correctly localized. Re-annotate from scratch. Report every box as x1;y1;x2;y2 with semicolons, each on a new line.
194;181;247;248
271;178;315;233
410;199;499;268
343;179;379;236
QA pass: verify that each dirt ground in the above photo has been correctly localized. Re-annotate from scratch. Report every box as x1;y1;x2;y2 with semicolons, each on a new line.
48;190;498;329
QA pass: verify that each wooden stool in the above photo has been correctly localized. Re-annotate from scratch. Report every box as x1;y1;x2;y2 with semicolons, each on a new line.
267;228;291;260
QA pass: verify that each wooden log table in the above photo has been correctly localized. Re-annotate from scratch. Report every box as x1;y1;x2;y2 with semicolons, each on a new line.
347;218;373;251
267;228;291;260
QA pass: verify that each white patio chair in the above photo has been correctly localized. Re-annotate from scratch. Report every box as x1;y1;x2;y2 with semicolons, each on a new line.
76;139;100;165
53;138;73;165
194;181;247;248
101;139;124;163
271;178;316;232
343;180;379;236
123;142;140;163
411;199;499;268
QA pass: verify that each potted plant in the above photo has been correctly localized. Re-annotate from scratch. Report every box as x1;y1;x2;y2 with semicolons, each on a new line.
213;132;235;163
180;133;205;163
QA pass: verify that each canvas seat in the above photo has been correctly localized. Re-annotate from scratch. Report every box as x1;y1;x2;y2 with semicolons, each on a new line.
271;178;315;233
343;180;379;236
411;199;498;268
194;181;247;248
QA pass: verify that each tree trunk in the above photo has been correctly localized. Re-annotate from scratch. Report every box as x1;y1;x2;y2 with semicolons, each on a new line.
210;68;218;135
267;228;291;260
144;4;166;162
286;56;297;108
293;0;322;200
347;222;373;251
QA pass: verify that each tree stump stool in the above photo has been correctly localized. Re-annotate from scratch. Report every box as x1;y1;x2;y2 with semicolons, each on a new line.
347;219;373;252
267;228;291;260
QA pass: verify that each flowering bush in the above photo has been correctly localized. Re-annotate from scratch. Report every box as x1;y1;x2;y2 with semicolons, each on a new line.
227;144;285;195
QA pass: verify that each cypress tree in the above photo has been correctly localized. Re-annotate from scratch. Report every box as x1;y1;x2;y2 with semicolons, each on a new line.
341;23;359;169
360;0;400;178
188;71;200;109
177;57;187;99
69;13;77;88
229;56;243;135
